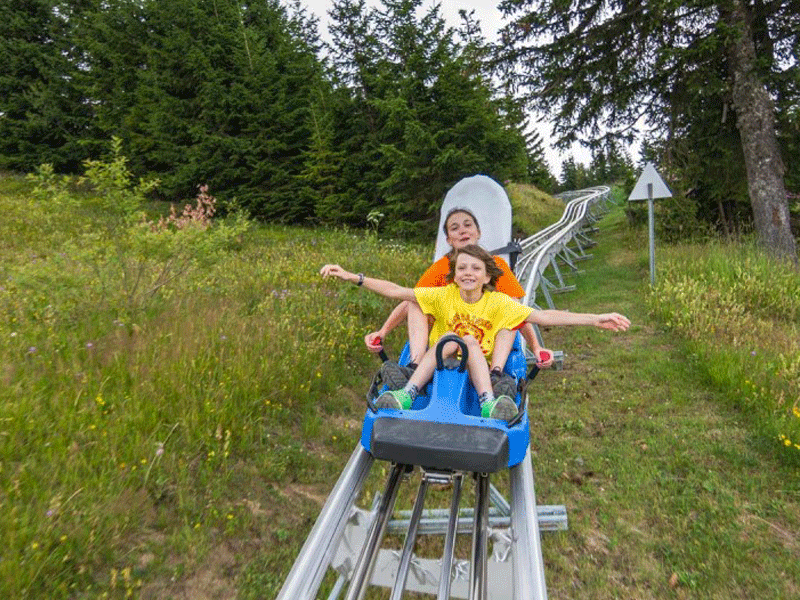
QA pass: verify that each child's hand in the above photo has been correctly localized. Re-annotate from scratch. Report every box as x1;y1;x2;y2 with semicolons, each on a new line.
537;349;554;368
594;313;631;331
364;332;384;353
320;264;352;282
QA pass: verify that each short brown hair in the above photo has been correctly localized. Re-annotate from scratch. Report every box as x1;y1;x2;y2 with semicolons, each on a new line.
447;244;503;291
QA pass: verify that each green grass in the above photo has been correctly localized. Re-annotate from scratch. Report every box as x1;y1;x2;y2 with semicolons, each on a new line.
647;237;800;455
1;172;798;599
507;182;565;237
527;206;800;599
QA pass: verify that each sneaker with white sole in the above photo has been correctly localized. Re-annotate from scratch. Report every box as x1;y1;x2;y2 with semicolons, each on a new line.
379;361;416;391
490;369;517;399
375;388;413;410
480;395;518;421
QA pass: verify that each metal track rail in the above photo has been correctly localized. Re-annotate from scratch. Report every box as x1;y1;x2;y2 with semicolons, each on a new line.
517;186;611;310
275;446;374;600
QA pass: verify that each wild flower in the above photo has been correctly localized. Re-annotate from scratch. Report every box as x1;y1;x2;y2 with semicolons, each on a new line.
156;184;217;231
27;346;36;354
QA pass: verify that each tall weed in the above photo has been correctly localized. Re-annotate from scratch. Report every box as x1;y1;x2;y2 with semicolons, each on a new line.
649;241;800;457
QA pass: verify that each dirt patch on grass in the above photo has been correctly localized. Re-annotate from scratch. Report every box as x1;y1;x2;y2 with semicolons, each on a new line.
141;543;238;600
739;512;799;554
280;483;330;508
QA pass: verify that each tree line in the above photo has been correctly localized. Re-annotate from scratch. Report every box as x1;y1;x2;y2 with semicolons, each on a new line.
1;0;562;238
1;0;797;254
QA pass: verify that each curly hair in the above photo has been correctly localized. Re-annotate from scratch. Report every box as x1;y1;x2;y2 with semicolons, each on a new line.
446;244;504;291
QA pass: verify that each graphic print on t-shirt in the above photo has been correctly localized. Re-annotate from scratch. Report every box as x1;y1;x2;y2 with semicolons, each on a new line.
448;312;493;352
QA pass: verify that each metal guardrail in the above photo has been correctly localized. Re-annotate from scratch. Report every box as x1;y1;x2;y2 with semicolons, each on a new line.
512;186;612;369
517;186;612;311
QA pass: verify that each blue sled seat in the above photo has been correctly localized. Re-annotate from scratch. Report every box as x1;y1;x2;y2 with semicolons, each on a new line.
361;334;530;472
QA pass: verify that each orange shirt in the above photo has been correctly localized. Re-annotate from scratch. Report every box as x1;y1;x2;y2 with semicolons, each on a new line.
416;255;525;299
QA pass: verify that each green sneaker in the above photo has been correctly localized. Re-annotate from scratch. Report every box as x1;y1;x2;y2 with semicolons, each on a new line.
375;389;413;410
480;395;518;421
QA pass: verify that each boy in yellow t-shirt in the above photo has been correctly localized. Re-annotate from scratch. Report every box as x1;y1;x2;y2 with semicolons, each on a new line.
321;244;630;421
414;283;532;358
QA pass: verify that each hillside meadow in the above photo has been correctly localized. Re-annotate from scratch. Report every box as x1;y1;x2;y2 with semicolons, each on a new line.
1;165;798;599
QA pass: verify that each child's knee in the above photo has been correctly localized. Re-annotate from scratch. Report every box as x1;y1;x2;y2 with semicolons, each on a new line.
440;341;460;356
462;335;481;349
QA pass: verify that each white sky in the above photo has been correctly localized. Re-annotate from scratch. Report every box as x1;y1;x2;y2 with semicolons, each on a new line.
297;0;595;178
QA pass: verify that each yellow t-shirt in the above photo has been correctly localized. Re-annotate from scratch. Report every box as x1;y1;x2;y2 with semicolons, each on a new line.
414;284;533;359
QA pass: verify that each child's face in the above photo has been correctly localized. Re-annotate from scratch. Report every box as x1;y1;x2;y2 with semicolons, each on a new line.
445;212;480;249
453;252;491;293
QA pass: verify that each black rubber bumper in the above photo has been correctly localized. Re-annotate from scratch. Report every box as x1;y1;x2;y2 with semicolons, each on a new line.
370;417;510;473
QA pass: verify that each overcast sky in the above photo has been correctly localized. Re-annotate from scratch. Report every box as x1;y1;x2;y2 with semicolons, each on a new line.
297;0;596;178
302;0;508;42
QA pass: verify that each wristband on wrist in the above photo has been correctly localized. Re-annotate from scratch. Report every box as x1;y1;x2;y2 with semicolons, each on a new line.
356;273;365;286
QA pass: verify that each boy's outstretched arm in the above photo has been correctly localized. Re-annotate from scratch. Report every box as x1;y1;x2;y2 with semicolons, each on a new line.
320;264;416;302
527;309;631;331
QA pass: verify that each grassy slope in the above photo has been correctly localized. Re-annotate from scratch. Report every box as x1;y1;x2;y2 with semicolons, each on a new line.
507;182;565;237
2;173;798;599
526;206;800;599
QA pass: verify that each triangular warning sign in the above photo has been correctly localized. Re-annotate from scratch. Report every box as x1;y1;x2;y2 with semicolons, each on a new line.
628;162;672;201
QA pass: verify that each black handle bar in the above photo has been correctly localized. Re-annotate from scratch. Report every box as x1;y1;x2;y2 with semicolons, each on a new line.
434;334;468;372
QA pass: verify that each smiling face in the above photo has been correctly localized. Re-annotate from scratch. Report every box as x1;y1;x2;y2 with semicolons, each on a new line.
447;245;504;296
453;252;491;294
445;210;480;249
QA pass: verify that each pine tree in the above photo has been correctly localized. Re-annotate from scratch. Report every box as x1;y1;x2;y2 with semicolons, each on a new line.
498;0;798;261
559;156;589;191
80;0;327;218
325;0;531;234
0;1;94;171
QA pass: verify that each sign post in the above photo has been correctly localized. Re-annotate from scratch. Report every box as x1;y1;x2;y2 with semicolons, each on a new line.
628;163;672;285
